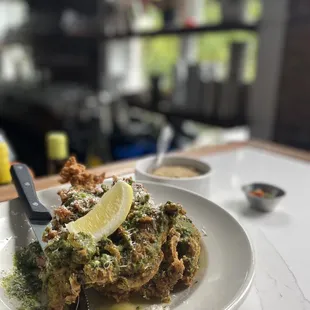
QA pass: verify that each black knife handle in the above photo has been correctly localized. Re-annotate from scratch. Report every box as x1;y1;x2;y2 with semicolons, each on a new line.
10;164;52;223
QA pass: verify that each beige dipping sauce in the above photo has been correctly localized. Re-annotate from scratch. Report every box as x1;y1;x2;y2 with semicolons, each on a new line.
152;165;201;178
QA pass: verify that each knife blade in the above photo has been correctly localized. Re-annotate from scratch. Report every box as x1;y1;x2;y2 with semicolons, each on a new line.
10;164;91;309
10;163;52;250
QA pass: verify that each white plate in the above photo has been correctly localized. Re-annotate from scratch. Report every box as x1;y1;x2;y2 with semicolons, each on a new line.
0;181;255;310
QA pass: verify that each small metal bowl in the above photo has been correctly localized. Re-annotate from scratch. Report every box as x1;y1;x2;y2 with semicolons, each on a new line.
242;183;286;212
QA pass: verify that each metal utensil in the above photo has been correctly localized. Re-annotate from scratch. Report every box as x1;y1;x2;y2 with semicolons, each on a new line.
80;287;91;310
69;287;90;310
70;295;80;310
10;163;52;249
11;163;91;309
155;125;174;169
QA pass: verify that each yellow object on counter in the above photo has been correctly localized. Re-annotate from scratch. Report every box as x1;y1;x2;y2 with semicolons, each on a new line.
108;303;139;310
46;131;69;160
86;154;104;168
0;142;12;184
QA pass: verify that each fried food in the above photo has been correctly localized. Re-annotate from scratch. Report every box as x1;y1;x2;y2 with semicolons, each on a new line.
59;156;105;188
139;227;185;302
40;158;201;309
140;202;201;302
44;269;81;309
83;182;170;302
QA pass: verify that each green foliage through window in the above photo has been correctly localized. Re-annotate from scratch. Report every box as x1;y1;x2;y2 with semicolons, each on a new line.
143;0;262;86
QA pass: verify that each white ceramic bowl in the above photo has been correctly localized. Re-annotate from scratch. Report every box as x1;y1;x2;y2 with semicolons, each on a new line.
135;155;212;198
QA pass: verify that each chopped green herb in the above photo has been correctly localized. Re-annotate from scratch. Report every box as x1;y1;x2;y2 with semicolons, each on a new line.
1;242;45;310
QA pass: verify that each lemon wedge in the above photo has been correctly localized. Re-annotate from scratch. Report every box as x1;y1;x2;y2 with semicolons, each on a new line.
66;181;133;241
108;303;138;310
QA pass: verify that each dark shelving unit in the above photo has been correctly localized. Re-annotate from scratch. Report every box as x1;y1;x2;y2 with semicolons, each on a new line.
129;100;246;127
125;84;248;128
102;22;258;40
1;22;259;45
119;22;256;128
0;17;258;128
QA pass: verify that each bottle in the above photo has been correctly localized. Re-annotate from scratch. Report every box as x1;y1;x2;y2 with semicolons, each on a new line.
218;42;247;120
0;142;12;185
86;116;110;168
186;63;200;113
46;132;69;175
0;130;16;162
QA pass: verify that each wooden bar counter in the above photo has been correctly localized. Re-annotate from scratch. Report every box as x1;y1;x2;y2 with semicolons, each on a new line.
1;140;309;202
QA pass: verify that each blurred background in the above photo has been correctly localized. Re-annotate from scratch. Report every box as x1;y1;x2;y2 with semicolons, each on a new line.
0;0;308;177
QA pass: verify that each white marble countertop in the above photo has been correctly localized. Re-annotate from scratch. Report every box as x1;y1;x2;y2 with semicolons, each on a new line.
202;146;310;310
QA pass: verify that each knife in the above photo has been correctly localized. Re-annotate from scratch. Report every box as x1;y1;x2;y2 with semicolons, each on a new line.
11;163;91;310
10;163;52;250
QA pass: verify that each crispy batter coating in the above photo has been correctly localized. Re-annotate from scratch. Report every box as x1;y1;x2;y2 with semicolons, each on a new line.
59;156;105;188
44;269;81;310
40;162;201;309
140;228;185;302
139;203;201;302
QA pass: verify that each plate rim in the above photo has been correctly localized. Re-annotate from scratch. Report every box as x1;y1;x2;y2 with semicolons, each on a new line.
1;179;255;310
136;180;256;310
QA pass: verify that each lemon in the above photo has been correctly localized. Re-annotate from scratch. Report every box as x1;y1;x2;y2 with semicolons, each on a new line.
108;303;138;310
66;181;133;241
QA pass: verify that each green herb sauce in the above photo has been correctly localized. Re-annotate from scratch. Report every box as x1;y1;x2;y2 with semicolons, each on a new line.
1;242;45;310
